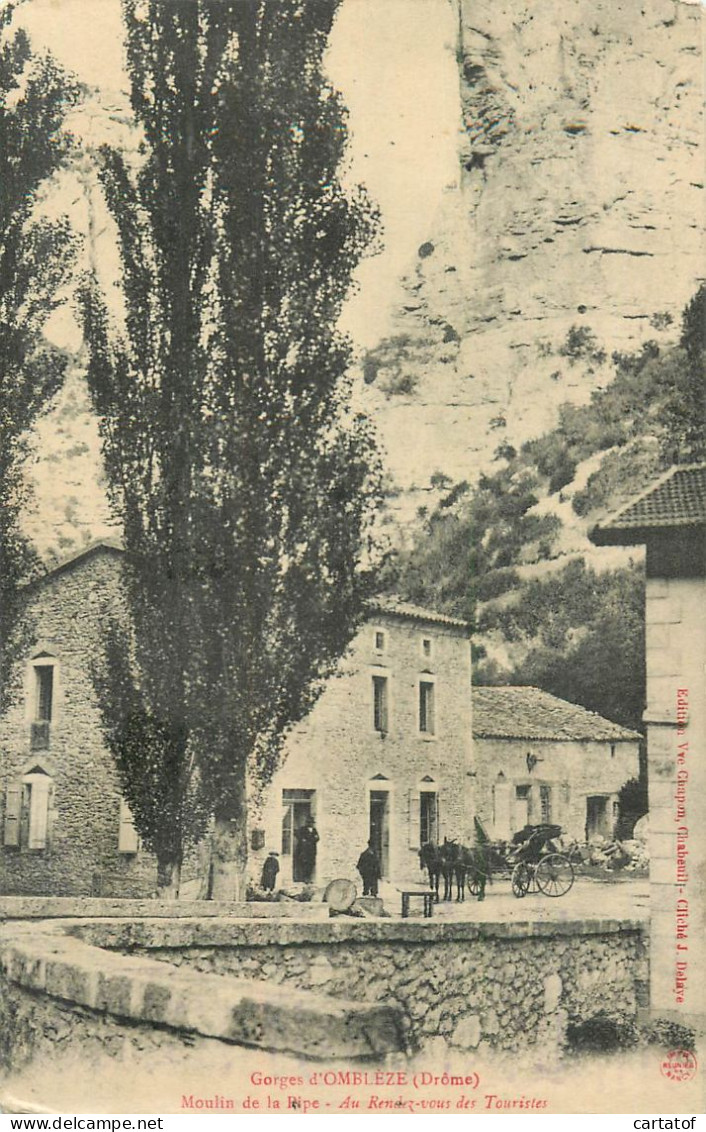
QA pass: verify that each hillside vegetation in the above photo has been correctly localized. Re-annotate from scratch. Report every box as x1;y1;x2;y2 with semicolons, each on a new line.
386;286;706;735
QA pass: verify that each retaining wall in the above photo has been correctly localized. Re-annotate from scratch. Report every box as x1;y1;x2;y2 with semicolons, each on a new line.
0;916;402;1080
78;915;649;1059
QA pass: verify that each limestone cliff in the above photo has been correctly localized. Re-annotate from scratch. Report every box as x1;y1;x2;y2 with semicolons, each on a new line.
363;0;703;494
22;0;704;559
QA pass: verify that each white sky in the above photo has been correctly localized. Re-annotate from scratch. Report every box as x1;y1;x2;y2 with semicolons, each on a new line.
18;0;461;351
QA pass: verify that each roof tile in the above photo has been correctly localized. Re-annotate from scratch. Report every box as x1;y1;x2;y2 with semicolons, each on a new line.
591;464;706;544
472;686;640;742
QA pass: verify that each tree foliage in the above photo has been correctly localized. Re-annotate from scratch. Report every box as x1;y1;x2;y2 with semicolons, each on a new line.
0;7;79;701
80;0;381;891
480;561;646;733
660;282;706;464
388;286;704;738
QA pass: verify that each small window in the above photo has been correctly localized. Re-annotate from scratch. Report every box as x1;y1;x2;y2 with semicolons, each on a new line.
516;785;530;800
419;680;435;735
372;675;389;733
374;630;386;653
4;771;52;851
421;638;432;659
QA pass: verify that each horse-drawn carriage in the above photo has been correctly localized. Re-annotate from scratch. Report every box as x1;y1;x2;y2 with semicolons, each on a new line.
506;823;575;898
419;822;576;902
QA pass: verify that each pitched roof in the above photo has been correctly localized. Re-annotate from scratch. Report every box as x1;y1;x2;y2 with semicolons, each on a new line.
472;686;641;742
370;597;470;632
590;464;706;545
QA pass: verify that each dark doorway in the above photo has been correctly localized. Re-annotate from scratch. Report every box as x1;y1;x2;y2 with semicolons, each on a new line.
282;789;316;882
586;795;610;840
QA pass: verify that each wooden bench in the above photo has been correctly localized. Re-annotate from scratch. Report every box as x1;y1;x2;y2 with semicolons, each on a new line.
400;890;434;918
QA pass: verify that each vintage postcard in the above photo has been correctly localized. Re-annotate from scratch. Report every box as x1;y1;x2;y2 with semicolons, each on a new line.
0;0;703;1119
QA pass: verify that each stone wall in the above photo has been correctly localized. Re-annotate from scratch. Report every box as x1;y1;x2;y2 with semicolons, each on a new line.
81;916;648;1060
473;737;640;843
0;915;402;1078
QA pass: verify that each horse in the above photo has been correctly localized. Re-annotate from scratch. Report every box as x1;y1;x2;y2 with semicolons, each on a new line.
421;838;499;903
440;838;462;901
418;841;442;902
448;840;500;902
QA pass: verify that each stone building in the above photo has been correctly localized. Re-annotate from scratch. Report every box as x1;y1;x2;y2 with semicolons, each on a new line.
590;463;706;1024
471;686;640;843
0;545;472;895
256;602;473;888
0;543;159;897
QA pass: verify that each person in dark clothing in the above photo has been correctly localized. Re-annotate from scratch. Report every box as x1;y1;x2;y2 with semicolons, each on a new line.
296;818;319;883
261;851;280;892
357;840;381;896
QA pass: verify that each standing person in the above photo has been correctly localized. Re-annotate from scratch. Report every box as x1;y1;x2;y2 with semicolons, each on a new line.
261;850;280;892
357;840;381;896
296;817;319;883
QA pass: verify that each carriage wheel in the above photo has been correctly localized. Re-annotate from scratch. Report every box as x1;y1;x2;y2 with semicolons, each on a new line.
467;871;482;896
511;862;531;898
535;853;574;897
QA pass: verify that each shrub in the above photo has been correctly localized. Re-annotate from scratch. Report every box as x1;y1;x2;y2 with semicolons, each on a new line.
567;1011;638;1053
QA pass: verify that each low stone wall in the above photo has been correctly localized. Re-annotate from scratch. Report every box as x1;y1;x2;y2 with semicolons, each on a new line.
0;917;403;1078
77;916;649;1059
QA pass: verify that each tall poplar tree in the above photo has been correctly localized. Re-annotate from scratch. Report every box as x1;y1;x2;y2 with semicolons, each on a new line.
81;0;381;897
0;8;79;702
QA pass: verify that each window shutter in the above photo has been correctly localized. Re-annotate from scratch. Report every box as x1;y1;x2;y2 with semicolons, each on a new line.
4;783;21;847
408;788;417;849
118;799;139;854
27;777;49;849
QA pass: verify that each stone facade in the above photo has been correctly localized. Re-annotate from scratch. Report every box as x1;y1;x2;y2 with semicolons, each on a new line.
255;609;472;887
591;467;706;1025
473;737;639;843
0;546;159;898
641;534;705;1020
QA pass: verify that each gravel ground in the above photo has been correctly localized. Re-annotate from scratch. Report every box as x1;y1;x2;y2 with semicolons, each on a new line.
378;875;650;923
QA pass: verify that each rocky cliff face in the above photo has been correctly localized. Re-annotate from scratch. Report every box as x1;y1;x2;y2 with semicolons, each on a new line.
363;0;703;496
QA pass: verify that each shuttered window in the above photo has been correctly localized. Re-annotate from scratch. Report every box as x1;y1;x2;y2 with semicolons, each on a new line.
26;775;50;850
4;774;52;851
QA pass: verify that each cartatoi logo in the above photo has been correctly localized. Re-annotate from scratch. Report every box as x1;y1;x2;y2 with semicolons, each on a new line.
659;1049;697;1083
